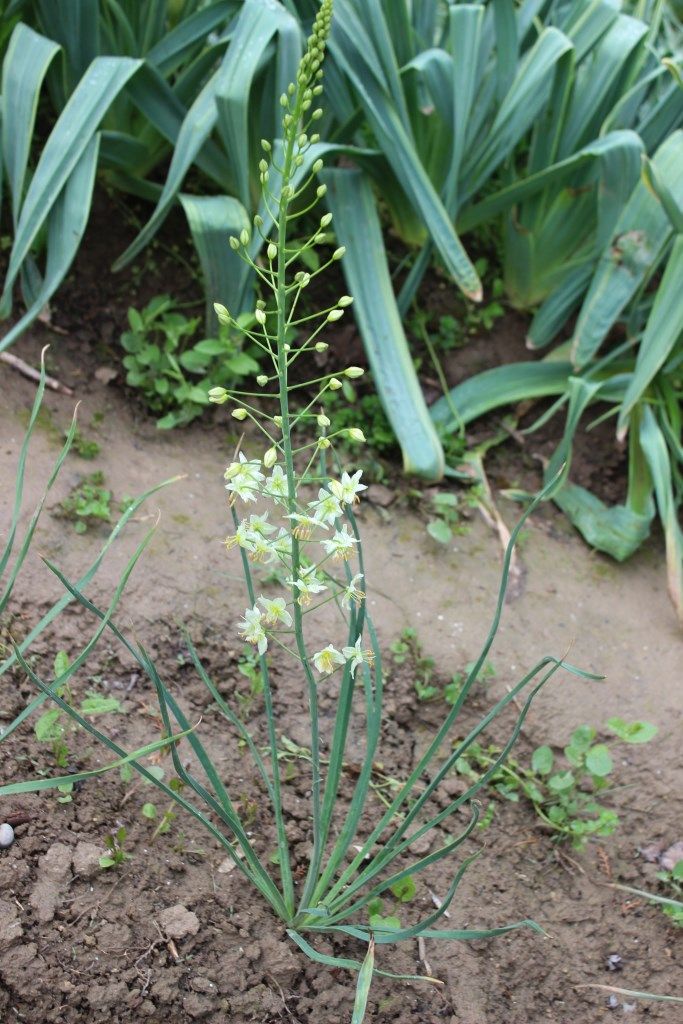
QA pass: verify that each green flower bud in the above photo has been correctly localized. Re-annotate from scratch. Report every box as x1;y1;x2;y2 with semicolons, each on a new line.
254;214;263;228
263;446;278;469
240;228;250;246
267;242;277;261
229;236;239;251
329;377;343;390
214;303;230;325
259;159;268;173
320;212;333;228
208;386;228;405
346;428;366;442
316;184;328;198
256;375;268;387
317;413;331;427
312;159;324;173
280;93;288;107
344;366;365;378
317;436;331;449
255;308;266;326
273;415;283;428
327;309;344;322
312;108;323;120
231;407;248;420
261;139;271;152
332;246;346;261
314;341;328;352
338;295;354;307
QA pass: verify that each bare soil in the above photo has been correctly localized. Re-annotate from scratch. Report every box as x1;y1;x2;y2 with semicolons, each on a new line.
0;320;681;1024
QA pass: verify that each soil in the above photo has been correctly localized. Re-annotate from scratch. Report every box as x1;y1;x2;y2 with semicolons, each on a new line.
0;210;681;1023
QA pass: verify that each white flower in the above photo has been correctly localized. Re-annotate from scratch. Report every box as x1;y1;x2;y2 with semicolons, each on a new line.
247;512;276;536
321;525;358;560
258;596;292;627
309;488;342;526
270;528;293;558
237;605;267;655
328;470;367;506
264;465;290;504
249;532;276;563
288;512;326;539
341;573;365;609
313;645;346;675
287;565;327;604
343;635;373;676
224;453;264;503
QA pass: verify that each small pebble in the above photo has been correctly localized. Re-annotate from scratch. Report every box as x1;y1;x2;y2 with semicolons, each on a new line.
0;823;15;849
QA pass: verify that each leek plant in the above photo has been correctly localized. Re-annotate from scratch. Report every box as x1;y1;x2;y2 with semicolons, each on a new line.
0;8;598;1018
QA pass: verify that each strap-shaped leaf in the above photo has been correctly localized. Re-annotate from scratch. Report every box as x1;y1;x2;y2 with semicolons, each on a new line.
1;54;142;311
178;192;251;331
322;166;445;479
1;133;100;353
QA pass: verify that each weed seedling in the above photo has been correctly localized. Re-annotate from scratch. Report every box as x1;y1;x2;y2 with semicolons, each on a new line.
454;720;657;848
121;295;260;428
426;491;468;544
67;427;100;460
60;471;112;532
99;826;131;869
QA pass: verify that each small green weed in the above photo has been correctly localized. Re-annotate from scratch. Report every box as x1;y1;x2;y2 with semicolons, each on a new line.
34;651;123;792
67;427;100;460
454;719;657;849
390;628;494;703
426;491;468;544
325;383;396;456
656;861;683;926
99;826;131;869
60;471;112;532
121;294;261;428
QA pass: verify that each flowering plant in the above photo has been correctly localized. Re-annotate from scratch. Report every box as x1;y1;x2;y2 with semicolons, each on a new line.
1;3;598;1019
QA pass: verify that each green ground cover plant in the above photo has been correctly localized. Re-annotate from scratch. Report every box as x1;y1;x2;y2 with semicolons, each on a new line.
120;293;260;427
454;719;657;849
0;11;599;1018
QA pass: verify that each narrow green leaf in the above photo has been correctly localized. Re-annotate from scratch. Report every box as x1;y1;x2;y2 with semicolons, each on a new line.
351;939;375;1024
617;235;683;435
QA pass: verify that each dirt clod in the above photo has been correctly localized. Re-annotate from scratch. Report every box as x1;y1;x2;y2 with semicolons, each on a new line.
159;904;200;941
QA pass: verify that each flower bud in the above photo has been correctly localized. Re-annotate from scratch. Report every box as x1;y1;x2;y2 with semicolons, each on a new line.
347;428;366;442
317;413;331;427
239;228;250;246
332;246;346;261
320;212;333;228
327;309;343;322
254;214;263;228
329;377;343;390
232;407;248;421
312;159;324;173
261;139;271;152
208;386;228;405
256;375;268;387
280;93;288;107
315;341;328;352
317;436;331;449
344;366;364;378
229;236;239;251
263;446;278;469
259;158;268;173
338;295;354;307
267;242;277;261
316;184;328;198
255;308;267;326
312;108;323;120
273;415;283;428
214;303;230;325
